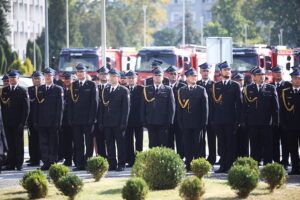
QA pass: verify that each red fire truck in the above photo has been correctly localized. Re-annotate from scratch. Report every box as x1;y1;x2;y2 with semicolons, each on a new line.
135;45;206;84
58;47;137;75
271;46;294;81
294;48;300;66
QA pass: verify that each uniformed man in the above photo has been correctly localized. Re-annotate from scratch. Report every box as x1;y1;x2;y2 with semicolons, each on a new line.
1;70;29;170
125;70;144;166
94;66;110;158
212;61;242;173
271;65;291;168
53;71;63;87
281;68;300;175
98;68;130;171
92;76;100;85
2;75;9;87
35;68;64;170
144;60;170;86
120;71;128;86
141;66;175;148
232;73;249;158
68;63;99;171
60;72;74;166
243;67;279;165
27;71;43;166
177;68;208;171
165;65;186;158
196;63;216;164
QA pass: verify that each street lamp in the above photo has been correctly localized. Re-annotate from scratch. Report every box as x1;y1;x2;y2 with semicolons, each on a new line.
101;0;106;68
280;28;283;45
143;5;147;47
200;16;204;46
45;0;49;68
182;0;185;46
66;0;69;48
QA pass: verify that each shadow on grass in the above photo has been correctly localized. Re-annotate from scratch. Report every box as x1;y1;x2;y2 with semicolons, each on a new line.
205;197;240;200
3;191;26;195
98;188;122;195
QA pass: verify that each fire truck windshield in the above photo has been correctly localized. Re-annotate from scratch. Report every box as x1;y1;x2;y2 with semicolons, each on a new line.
297;54;300;65
135;54;176;72
232;56;258;72
59;55;98;72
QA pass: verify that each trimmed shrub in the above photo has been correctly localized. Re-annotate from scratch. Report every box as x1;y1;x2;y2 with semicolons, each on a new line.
57;175;83;200
49;163;70;186
179;176;205;200
20;169;45;190
228;165;259;198
132;147;186;190
261;162;287;192
122;177;149;200
23;174;48;199
233;157;259;174
86;156;109;181
191;158;212;179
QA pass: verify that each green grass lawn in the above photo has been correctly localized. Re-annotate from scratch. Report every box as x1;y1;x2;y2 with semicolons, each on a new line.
1;177;300;200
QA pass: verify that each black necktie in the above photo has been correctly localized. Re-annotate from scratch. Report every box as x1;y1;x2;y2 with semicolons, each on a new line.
11;86;15;91
294;89;298;94
46;86;49;91
111;87;114;93
130;87;133;92
79;82;83;87
259;85;262;92
276;82;280;88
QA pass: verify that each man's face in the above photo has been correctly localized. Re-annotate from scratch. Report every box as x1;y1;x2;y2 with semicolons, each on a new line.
99;73;108;83
153;74;163;85
76;71;86;80
186;75;198;85
3;80;9;86
236;80;244;87
221;68;231;79
120;78;127;85
109;74;119;85
9;77;19;86
127;77;137;86
291;76;300;88
167;72;177;83
272;72;283;82
32;77;42;86
253;74;265;84
44;74;54;84
200;70;209;80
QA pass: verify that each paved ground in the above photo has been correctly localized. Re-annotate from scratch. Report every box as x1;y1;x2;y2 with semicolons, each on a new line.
0;147;300;190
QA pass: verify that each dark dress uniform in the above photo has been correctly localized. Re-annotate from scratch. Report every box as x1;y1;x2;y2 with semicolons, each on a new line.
0;104;8;169
271;80;291;166
125;84;144;166
212;78;242;172
28;84;41;165
35;83;64;168
54;78;63;87
168;80;186;158
197;79;216;163
141;84;175;148
68;79;98;169
1;83;29;170
177;83;208;170
98;83;130;170
243;82;279;165
95;83;108;158
281;85;300;174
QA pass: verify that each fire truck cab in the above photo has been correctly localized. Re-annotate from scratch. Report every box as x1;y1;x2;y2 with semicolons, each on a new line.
271;46;294;81
294;48;300;66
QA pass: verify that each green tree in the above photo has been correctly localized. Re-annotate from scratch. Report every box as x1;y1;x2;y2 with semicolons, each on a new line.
0;45;7;74
26;40;43;71
176;12;201;45
0;0;10;45
153;28;177;46
203;22;228;37
22;58;34;75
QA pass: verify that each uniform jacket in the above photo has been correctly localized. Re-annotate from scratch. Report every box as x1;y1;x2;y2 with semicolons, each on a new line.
243;83;279;126
68;80;99;126
140;84;175;126
177;85;208;129
127;85;144;127
197;79;215;122
28;86;38;125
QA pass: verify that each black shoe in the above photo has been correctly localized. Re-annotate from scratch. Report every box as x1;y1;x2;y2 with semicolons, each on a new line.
41;164;50;171
288;169;300;175
116;166;125;171
25;159;32;163
108;166;116;171
27;162;40;167
3;165;15;171
215;167;226;173
16;166;23;171
72;167;85;171
63;160;72;166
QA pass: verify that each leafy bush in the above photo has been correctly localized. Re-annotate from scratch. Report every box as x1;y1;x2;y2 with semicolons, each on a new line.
228;165;259;198
86;156;109;181
49;163;70;186
122;177;149;200
261;163;287;192
191;158;212;179
20;169;45;190
233;157;259;174
57;175;84;200
179;176;205;200
23;174;48;199
132;147;186;190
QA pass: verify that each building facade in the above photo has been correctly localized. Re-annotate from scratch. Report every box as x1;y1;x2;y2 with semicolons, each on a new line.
6;0;45;60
